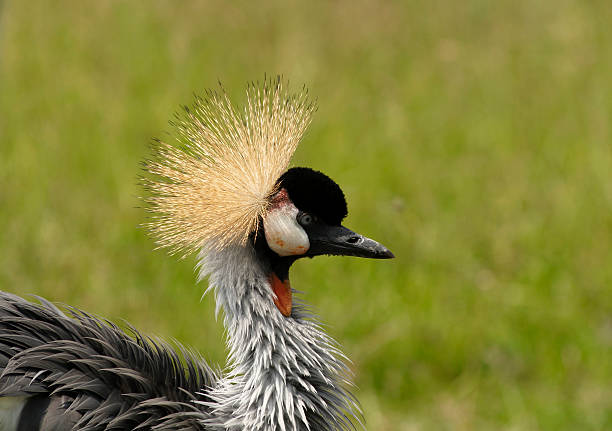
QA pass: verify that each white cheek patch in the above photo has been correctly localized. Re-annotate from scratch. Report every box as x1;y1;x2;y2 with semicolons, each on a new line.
264;203;310;256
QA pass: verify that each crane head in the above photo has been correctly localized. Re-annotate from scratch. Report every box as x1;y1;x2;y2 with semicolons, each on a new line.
263;167;393;260
258;167;393;316
143;78;393;317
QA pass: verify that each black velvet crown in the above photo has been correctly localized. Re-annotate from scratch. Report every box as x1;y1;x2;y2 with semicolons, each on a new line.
277;167;348;226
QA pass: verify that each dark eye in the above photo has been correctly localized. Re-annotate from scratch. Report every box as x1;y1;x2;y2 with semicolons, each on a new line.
298;212;316;226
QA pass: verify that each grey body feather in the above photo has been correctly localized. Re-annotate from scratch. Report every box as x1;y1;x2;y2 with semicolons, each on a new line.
0;292;216;430
0;243;362;430
197;244;361;431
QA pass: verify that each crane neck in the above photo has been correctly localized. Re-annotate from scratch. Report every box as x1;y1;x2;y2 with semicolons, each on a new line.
196;244;361;431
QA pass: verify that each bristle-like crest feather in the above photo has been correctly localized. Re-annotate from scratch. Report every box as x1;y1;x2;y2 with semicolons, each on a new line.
143;77;315;254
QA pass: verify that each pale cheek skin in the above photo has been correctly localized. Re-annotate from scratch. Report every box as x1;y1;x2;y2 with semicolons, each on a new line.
263;205;310;256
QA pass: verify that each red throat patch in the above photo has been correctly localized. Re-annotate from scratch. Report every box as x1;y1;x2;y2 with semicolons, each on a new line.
269;273;292;317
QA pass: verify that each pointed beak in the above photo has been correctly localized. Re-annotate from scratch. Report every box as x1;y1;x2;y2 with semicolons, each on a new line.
306;224;395;259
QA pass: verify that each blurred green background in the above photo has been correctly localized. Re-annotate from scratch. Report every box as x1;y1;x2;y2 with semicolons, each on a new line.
1;1;611;429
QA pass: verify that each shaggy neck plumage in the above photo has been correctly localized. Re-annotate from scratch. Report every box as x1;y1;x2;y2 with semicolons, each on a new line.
196;244;361;431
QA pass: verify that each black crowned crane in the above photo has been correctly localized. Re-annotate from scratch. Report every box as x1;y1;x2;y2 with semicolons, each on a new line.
0;79;393;431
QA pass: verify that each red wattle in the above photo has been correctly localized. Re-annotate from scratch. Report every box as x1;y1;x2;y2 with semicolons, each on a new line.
269;273;292;317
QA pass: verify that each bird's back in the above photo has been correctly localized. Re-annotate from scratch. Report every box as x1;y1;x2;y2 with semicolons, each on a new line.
0;292;217;430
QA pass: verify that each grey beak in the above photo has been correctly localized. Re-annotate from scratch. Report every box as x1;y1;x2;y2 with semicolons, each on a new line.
307;224;394;259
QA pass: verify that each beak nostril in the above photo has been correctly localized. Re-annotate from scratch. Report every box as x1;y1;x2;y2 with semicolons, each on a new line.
346;236;360;244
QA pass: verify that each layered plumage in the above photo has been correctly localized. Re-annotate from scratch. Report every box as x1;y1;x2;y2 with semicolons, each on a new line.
0;292;214;430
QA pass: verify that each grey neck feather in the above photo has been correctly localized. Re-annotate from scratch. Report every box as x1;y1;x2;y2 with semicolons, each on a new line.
196;244;362;431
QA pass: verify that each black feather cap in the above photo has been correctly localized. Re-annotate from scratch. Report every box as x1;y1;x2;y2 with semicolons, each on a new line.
277;167;348;226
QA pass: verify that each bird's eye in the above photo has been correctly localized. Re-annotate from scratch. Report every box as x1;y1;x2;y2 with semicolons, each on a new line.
298;212;316;226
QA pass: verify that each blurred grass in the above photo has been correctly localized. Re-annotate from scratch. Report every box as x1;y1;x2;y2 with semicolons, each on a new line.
1;0;612;429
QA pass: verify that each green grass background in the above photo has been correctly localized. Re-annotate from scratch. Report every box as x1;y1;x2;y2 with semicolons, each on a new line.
1;1;611;429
